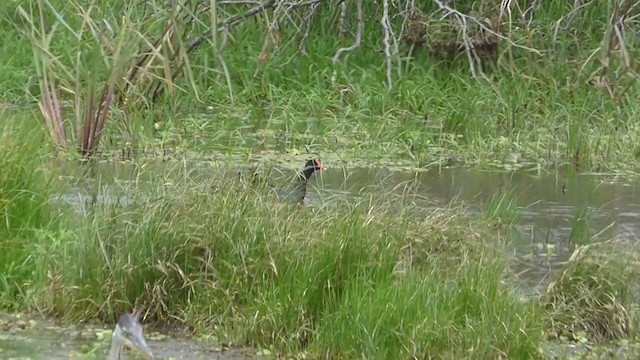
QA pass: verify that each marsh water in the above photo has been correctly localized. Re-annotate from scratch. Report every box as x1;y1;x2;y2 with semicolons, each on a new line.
7;160;640;358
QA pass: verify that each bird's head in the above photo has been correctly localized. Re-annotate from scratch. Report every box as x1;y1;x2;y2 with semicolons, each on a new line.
305;159;324;172
113;309;154;360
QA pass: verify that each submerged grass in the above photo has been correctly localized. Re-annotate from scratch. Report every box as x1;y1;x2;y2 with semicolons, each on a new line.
484;188;521;226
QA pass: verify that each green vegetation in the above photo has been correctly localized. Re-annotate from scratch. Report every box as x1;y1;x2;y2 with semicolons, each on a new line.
1;0;640;358
484;188;521;226
0;118;544;358
1;111;640;358
0;0;639;171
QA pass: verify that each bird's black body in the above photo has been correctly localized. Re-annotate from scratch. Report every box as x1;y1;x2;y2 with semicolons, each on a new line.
276;159;323;204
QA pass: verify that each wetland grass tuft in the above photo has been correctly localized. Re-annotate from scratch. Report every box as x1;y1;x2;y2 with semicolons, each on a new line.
483;188;521;227
543;240;640;343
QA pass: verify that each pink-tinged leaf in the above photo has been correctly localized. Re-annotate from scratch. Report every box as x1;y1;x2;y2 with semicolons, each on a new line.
82;84;97;156
38;75;67;150
48;77;67;148
93;84;115;148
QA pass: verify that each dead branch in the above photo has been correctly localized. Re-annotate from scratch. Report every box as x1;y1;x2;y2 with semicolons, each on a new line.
338;0;348;40
522;0;540;27
381;0;393;91
331;0;364;86
216;25;231;85
253;2;286;78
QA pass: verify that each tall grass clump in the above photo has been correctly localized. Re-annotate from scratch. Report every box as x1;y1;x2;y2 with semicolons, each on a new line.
0;113;58;309
543;239;640;343
14;0;200;158
25;164;545;358
483;188;521;226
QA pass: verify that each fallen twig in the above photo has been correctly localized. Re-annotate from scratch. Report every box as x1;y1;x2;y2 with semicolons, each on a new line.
522;0;540;27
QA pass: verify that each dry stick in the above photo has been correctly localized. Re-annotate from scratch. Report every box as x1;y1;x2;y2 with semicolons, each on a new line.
150;3;210;104
279;1;310;34
389;8;402;81
396;0;416;47
432;0;516;79
501;0;515;74
381;0;393;91
299;1;321;55
338;0;347;40
272;1;323;69
123;24;175;103
253;2;286;78
396;0;416;77
331;0;364;87
459;15;481;79
140;0;277;103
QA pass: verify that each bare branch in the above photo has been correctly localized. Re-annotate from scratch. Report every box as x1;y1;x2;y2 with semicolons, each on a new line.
381;0;393;91
522;0;540;27
216;25;231;85
253;2;286;77
338;0;347;40
331;0;364;86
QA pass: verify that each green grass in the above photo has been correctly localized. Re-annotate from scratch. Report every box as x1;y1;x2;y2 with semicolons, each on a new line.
483;188;521;226
0;0;639;171
1;0;640;358
2;99;640;358
0;112;59;310
0;113;550;358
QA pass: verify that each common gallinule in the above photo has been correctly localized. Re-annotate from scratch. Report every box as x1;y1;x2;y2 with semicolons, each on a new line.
108;309;154;359
276;159;324;204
